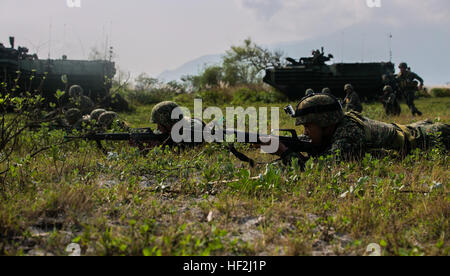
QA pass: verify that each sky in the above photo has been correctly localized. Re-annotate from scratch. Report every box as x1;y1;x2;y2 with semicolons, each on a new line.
1;0;449;84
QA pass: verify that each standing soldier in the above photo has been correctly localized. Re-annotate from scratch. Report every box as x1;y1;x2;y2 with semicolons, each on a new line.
343;84;363;113
380;85;401;116
396;62;424;116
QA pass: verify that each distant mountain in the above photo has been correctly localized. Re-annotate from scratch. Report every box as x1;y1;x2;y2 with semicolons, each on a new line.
158;54;222;82
158;22;450;85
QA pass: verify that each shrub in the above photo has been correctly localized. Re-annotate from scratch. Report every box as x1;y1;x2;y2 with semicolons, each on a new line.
430;88;450;98
231;87;288;104
124;89;175;105
415;89;431;98
195;89;233;105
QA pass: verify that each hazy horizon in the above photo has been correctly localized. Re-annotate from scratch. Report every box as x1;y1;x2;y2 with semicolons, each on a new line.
1;0;449;84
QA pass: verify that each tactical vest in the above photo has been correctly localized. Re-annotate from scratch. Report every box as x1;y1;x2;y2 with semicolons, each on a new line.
397;72;419;91
345;111;417;154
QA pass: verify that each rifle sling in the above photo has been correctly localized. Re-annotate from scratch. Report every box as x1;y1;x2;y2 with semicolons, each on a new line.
228;144;282;168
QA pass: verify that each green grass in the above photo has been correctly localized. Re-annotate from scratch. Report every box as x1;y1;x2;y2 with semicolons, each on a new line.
0;97;448;256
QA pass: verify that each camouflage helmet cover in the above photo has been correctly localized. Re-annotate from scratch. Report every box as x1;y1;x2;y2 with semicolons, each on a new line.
151;101;182;127
305;88;314;96
344;83;353;91
295;94;344;127
69;85;83;98
322;87;331;94
399;62;408;69
383;85;393;92
90;109;107;121
98;111;118;128
65;108;82;125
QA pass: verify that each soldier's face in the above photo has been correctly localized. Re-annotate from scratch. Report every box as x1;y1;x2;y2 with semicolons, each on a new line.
304;123;324;146
400;67;406;74
157;123;171;134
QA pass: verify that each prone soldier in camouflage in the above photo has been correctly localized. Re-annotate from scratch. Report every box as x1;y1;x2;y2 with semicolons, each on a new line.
305;88;315;96
149;101;205;147
67;85;95;115
382;74;399;95
97;111;129;131
380;85;401;116
342;84;363;113
277;93;449;163
322;87;331;94
396;62;424;116
90;109;107;122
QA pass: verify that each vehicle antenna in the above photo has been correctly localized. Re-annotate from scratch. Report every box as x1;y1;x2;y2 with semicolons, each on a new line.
388;33;393;62
341;31;344;63
48;18;52;59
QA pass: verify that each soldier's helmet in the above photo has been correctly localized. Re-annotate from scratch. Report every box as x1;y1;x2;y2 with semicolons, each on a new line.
69;85;83;98
305;88;315;96
322;87;331;94
151;101;183;127
294;94;344;127
90;109;107;121
98;111;118;128
344;84;353;91
383;85;393;93
399;62;408;69
65;108;82;125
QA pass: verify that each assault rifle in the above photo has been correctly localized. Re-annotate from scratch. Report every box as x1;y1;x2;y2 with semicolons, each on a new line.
65;126;315;167
64;128;170;153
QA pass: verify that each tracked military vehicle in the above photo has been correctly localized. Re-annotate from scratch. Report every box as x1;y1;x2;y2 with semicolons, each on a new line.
263;47;395;101
0;36;116;105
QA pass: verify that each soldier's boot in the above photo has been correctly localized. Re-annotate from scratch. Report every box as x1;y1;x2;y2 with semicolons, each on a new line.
412;108;422;116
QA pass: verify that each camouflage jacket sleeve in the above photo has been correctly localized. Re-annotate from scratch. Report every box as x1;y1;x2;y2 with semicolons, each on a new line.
344;92;362;112
322;117;366;161
282;118;367;166
411;72;424;85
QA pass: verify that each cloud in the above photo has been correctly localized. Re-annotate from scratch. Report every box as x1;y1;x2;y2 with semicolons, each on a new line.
238;0;284;19
236;0;450;40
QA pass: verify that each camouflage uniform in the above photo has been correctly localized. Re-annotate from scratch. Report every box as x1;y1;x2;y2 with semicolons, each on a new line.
68;85;95;115
382;74;399;95
381;85;401;116
90;109;107;121
64;108;83;126
73;115;93;130
343;84;363;113
396;63;424;116
97;111;129;130
287;94;449;162
305;88;315;96
151;101;205;147
321;113;449;160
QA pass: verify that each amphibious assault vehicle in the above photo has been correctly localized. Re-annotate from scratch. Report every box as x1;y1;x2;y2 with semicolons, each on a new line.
0;36;116;104
263;47;395;100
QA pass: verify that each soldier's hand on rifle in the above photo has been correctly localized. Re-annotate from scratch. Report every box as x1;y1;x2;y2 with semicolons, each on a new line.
259;137;288;156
